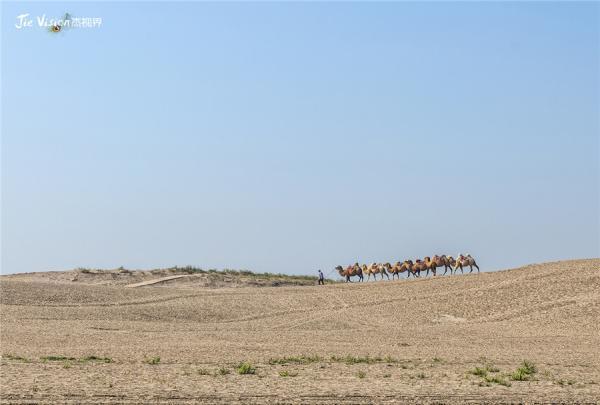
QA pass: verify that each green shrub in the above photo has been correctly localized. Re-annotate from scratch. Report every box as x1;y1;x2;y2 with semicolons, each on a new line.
357;370;366;378
279;370;298;377
41;355;76;362
3;354;30;362
217;366;230;376
80;355;113;363
485;375;511;387
469;367;488;377
510;360;537;381
330;355;384;365
145;356;160;365
268;355;322;365
236;362;256;375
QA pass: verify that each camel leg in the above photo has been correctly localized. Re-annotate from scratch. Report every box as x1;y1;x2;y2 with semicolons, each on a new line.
469;265;473;273
474;263;480;273
384;271;389;280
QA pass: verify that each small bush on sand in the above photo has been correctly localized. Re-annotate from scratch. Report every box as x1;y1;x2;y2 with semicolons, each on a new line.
268;355;322;365
41;355;76;362
510;360;537;381
485;364;500;373
469;367;488;377
279;370;298;377
485;375;511;387
217;367;230;376
330;355;386;365
80;356;113;363
236;362;255;375
145;356;160;365
3;354;30;362
197;368;211;375
357;370;366;379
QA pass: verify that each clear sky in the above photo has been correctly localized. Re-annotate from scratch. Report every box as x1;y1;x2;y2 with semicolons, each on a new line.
2;2;599;275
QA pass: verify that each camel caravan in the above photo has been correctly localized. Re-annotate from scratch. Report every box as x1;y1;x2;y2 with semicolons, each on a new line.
335;254;480;282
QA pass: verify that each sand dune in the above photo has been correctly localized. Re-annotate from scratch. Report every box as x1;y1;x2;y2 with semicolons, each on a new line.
1;259;599;403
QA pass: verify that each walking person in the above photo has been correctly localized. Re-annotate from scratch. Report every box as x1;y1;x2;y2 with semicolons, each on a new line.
317;269;325;285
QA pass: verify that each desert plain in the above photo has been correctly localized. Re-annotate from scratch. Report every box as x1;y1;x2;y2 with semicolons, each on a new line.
1;259;599;403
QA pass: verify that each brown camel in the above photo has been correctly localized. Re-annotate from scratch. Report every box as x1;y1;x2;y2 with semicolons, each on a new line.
424;255;453;275
362;263;389;281
385;261;413;280
412;259;428;277
423;257;438;277
453;254;480;274
335;263;364;282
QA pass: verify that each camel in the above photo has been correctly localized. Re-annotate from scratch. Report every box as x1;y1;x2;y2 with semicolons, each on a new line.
412;259;428;277
445;256;456;274
362;263;389;281
385;261;413;280
335;263;363;282
423;257;438;277
424;255;453;276
453;254;480;274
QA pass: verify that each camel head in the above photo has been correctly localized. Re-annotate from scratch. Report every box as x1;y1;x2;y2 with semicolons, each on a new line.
335;265;344;273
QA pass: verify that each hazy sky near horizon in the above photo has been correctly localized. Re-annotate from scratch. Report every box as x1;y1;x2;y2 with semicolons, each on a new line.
2;2;599;275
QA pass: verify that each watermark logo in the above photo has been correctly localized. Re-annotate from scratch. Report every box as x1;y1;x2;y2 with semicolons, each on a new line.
15;12;102;33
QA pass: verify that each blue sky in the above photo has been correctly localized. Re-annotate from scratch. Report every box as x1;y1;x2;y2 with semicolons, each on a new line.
2;2;598;275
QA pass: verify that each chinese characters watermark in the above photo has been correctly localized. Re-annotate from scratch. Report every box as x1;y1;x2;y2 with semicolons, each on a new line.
15;13;102;32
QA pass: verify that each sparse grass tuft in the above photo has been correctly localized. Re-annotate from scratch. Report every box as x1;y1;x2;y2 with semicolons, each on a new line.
217;366;230;376
510;360;537;381
279;370;298;377
236;362;256;375
268;354;322;365
416;372;426;379
432;357;443;363
469;367;488;377
357;370;366;379
383;373;391;378
80;355;113;363
485;364;500;373
330;355;388;365
41;355;76;362
63;361;72;369
197;368;211;375
484;375;511;387
145;356;160;365
520;360;537;375
555;378;567;386
3;354;30;362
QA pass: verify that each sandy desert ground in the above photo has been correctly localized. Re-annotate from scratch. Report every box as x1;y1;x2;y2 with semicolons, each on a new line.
1;259;599;404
